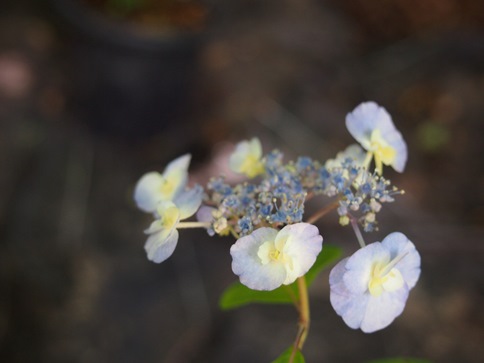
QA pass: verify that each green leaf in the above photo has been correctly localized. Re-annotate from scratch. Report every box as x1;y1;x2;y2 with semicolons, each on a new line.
305;245;342;286
366;358;432;363
219;244;342;310
271;346;305;363
219;281;298;310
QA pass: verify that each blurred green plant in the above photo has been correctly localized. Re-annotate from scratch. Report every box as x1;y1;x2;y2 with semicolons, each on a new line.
107;0;144;14
272;347;306;363
417;121;450;153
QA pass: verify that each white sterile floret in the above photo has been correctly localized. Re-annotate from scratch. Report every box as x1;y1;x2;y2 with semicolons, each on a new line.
346;102;407;175
134;154;191;213
329;232;420;333
229;137;265;178
144;201;181;263
172;184;204;219
144;186;203;263
230;223;323;290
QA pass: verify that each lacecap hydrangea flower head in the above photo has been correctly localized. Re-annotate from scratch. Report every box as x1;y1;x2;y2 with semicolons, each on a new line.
329;232;420;333
132;102;422;361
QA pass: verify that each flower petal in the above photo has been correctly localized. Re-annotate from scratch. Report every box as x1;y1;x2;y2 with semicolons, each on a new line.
133;154;191;213
174;184;204;220
325;144;366;169
160;154;191;201
382;129;407;172
196;206;216;223
346;102;392;149
330;258;369;330
276;223;323;284
230;227;286;291
360;287;409;333
330;256;409;332
144;219;164;234
144;228;179;263
164;154;191;175
346;102;408;173
134;172;165;213
330;232;421;333
343;242;388;294
229;138;264;178
381;232;421;289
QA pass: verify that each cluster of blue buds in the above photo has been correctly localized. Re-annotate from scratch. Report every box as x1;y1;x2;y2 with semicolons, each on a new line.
203;148;308;237
203;140;402;237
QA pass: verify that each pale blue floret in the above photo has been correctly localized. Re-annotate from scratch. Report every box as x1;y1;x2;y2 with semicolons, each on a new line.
229;137;265;178
238;216;253;235
143;201;181;263
361;183;372;195
345;102;408;174
360;203;371;213
172;184;204;219
196;206;216;236
144;186;204;263
329;232;421;333
296;156;314;172
230;223;323;291
264;150;284;172
134;154;191;213
145;228;180;264
223;195;240;209
207;177;233;201
258;203;273;218
325;144;366;170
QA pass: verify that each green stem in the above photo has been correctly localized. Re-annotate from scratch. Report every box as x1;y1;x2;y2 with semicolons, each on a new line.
289;276;310;362
297;276;310;349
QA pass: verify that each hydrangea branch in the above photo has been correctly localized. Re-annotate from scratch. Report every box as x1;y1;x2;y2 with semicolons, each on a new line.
177;221;212;229
294;276;310;350
350;214;366;248
306;200;340;224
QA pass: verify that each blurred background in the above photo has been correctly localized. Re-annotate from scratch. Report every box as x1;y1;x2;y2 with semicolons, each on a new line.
1;0;483;362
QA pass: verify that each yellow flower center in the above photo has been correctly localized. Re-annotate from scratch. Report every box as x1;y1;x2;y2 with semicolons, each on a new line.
239;155;265;178
257;238;293;270
368;260;404;297
159;170;184;200
159;178;175;197
162;205;180;230
269;248;281;261
366;129;397;175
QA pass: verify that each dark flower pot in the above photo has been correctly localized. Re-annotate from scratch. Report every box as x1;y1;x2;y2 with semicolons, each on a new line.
49;0;204;141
